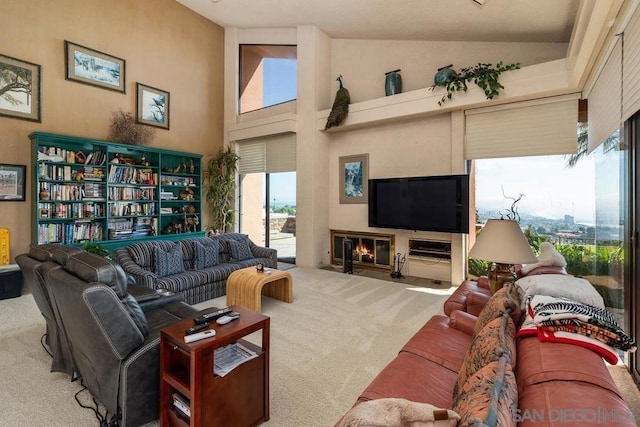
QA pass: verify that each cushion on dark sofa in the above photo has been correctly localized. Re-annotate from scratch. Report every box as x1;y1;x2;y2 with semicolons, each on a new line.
120;294;150;336
65;252;129;297
52;246;84;266
194;239;220;269
29;243;61;261
227;238;253;261
153;245;185;277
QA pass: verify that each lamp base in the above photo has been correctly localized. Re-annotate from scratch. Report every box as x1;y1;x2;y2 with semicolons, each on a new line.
488;263;516;295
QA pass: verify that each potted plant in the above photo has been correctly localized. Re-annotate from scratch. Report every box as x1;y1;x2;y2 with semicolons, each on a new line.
430;61;520;106
203;146;240;234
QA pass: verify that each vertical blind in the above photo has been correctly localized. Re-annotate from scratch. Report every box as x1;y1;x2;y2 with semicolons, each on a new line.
236;132;296;174
586;39;622;153
623;6;640;123
464;95;579;159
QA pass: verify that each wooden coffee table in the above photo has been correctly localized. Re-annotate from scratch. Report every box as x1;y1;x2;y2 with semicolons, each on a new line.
226;267;293;312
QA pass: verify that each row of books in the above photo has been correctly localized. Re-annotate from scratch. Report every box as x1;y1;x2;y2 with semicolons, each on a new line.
37;221;103;245
108;186;155;201
38;202;105;219
40;147;106;165
108;165;154;184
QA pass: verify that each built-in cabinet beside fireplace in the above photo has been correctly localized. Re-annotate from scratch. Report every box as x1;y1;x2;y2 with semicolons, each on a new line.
331;230;395;271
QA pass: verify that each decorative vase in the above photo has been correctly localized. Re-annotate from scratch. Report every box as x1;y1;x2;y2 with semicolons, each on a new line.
385;69;402;96
434;64;457;86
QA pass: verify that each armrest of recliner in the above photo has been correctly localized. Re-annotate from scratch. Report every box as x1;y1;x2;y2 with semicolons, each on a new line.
448;310;477;336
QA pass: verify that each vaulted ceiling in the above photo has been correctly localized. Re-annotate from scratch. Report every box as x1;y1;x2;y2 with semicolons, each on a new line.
176;0;579;43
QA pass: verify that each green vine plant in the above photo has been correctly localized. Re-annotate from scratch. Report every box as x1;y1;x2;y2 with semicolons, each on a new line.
430;61;520;106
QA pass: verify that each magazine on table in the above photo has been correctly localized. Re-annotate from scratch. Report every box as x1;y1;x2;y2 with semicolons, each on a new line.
213;342;258;377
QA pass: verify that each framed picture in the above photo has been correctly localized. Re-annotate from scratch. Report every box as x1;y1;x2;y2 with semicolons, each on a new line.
339;154;369;204
0;164;26;201
136;83;170;129
65;41;126;93
39;208;50;219
0;54;41;122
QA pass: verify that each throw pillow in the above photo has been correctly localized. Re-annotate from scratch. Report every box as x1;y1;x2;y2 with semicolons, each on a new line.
521;241;567;275
338;398;460;427
194;240;219;269
515;274;605;309
452;357;517;427
227;238;253;261
473;284;520;337
153;244;185;277
454;314;516;401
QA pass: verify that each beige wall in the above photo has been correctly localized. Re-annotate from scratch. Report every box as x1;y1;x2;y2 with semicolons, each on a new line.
0;0;224;261
330;40;568;103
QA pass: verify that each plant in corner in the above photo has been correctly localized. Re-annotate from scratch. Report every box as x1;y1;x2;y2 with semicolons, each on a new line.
430;61;520;106
204;146;240;234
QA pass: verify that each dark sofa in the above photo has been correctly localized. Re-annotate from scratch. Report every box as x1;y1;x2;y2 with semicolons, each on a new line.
18;245;205;427
114;233;277;304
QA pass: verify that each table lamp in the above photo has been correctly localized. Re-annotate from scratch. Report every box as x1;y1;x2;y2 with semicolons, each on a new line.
469;219;538;294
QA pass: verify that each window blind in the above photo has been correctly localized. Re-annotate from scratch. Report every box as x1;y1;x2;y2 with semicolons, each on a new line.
586;39;622;153
623;6;640;122
464;95;579;160
236;132;296;174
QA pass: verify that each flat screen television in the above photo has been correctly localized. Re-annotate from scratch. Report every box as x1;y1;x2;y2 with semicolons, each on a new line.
368;174;469;233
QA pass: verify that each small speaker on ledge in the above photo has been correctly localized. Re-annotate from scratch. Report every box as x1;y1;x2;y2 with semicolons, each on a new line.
343;238;353;274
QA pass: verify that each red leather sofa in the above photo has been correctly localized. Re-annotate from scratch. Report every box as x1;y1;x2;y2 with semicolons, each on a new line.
337;275;635;427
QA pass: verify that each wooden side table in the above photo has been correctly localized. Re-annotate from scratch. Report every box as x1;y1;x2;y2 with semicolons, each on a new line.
159;306;270;427
226;267;293;312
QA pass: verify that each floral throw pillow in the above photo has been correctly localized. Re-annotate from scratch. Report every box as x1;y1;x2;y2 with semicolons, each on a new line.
228;238;253;261
194;239;219;269
153;244;185;277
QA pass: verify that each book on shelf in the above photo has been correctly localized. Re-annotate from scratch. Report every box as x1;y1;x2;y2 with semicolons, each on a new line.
213;342;258;377
172;392;191;418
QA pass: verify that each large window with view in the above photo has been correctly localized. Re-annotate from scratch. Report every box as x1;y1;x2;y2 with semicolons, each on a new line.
473;127;628;335
239;45;297;114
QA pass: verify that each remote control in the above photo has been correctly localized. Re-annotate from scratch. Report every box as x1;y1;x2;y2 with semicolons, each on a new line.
185;322;209;335
216;312;240;325
184;329;216;343
193;307;233;325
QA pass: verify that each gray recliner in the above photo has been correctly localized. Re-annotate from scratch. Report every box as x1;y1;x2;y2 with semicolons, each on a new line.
15;243;82;376
38;249;203;426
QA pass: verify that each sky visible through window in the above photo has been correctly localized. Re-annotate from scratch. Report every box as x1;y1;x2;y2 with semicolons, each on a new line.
263;58;297;207
475;154;596;225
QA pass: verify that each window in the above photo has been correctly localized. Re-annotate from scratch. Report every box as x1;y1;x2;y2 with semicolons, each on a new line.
239;45;297;114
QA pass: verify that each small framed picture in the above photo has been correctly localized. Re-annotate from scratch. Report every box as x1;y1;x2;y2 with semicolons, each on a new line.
0;164;26;201
0;53;41;122
339;154;369;204
39;208;50;219
136;83;170;129
65;41;126;93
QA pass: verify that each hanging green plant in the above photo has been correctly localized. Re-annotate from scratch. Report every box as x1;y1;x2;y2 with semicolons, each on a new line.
430;61;520;106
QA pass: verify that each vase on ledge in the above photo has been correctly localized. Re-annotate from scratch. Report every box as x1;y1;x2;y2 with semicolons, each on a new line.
385;69;402;96
434;64;457;86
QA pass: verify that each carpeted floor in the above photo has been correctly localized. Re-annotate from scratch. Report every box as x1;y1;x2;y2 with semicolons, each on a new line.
3;266;640;426
0;266;450;426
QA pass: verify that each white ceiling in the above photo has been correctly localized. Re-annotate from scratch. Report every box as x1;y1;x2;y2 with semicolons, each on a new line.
176;0;580;43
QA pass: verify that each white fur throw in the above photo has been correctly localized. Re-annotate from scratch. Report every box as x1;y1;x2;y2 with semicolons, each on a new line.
338;398;459;427
521;242;567;275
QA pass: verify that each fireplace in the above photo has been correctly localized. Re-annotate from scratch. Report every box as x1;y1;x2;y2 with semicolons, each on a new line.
331;230;394;270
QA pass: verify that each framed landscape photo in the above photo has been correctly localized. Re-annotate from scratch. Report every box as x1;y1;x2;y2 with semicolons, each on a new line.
339;154;368;204
0;164;26;201
0;54;41;122
65;41;126;93
136;83;170;129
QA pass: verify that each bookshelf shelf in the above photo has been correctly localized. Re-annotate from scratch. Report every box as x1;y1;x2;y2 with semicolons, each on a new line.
31;132;204;250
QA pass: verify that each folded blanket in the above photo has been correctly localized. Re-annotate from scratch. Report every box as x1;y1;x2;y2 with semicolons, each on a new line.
530;295;636;352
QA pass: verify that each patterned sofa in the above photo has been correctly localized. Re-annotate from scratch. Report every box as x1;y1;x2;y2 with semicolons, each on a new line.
114;233;277;304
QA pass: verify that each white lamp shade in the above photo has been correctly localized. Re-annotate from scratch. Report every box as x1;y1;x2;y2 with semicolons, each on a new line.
469;219;538;265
